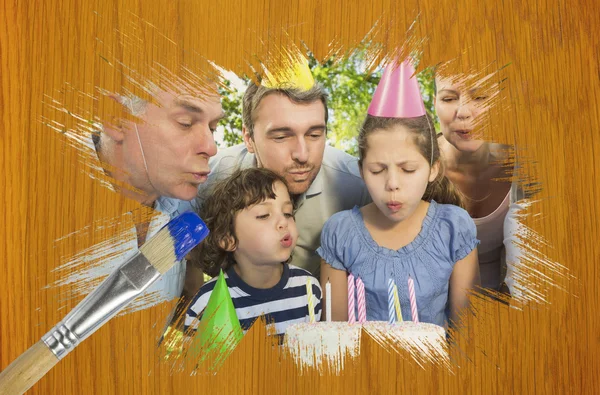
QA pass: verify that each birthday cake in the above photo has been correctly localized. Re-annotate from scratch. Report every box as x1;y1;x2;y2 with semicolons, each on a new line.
287;266;447;370
284;321;446;371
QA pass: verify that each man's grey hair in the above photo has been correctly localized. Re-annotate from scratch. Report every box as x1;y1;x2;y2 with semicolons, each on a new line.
93;93;148;152
115;94;148;117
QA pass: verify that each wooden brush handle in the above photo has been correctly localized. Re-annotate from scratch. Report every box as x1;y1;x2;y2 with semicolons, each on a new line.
0;340;59;395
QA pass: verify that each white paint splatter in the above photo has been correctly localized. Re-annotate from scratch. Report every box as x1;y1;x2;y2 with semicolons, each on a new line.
284;321;447;374
504;198;573;305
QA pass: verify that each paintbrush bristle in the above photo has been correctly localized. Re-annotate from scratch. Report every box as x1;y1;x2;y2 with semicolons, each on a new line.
140;212;209;274
139;227;177;274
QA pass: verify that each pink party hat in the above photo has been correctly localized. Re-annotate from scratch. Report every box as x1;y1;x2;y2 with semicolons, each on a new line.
367;60;426;118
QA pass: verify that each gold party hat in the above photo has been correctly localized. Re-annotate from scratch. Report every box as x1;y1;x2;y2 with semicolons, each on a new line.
261;51;315;91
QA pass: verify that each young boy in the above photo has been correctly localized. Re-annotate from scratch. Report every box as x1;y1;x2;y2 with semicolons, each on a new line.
184;168;321;343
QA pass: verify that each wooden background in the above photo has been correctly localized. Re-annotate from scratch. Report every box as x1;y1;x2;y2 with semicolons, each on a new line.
1;0;599;393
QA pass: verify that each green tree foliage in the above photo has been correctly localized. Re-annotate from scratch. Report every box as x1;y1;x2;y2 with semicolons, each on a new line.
216;52;437;156
417;66;439;130
218;79;246;147
308;52;379;156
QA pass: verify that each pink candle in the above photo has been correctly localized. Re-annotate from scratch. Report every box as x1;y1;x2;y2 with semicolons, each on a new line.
348;274;356;324
356;276;367;323
408;276;419;323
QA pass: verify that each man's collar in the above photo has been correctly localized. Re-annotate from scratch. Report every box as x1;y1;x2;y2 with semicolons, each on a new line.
305;165;324;197
293;165;324;209
241;148;258;169
155;196;195;217
154;196;177;216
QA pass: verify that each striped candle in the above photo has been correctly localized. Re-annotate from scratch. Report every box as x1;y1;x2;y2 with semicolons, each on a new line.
407;276;419;323
393;283;403;322
388;278;396;324
347;274;356;324
356;276;367;323
325;279;332;322
306;278;315;323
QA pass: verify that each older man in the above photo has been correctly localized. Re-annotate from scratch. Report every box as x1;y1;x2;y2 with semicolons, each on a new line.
92;87;224;308
190;80;371;284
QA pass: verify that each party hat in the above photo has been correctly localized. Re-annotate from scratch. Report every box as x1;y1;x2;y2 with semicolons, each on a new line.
261;51;315;91
367;59;426;118
192;270;244;369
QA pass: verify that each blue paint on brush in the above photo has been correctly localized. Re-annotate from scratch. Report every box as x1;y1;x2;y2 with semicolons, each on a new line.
167;211;210;261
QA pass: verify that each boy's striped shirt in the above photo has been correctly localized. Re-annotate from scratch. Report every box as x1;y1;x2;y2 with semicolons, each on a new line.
185;264;322;342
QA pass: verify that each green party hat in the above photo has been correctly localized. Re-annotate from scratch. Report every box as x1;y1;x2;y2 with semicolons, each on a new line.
192;270;244;370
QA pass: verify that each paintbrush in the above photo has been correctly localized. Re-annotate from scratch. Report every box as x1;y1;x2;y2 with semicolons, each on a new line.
0;211;209;395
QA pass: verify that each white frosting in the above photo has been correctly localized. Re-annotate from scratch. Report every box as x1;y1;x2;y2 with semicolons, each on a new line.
284;321;447;372
284;322;362;372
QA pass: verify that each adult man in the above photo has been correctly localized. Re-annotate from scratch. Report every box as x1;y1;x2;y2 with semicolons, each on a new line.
90;86;224;309
192;79;371;281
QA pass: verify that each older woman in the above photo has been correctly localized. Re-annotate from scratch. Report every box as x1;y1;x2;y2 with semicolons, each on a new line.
434;74;526;295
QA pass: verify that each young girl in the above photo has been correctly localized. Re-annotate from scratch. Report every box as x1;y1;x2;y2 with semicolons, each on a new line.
184;168;321;342
319;62;481;327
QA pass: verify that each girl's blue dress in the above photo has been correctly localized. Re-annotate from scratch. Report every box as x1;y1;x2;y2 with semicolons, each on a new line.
317;201;479;326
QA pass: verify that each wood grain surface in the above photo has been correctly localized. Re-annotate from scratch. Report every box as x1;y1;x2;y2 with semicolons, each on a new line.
1;0;598;393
